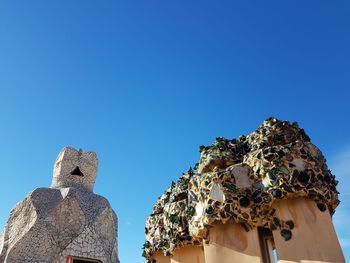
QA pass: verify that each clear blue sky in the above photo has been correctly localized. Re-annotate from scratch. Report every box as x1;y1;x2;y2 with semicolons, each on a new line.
0;1;349;262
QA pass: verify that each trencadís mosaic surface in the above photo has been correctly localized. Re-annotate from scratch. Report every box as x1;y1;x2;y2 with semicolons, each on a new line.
143;118;339;260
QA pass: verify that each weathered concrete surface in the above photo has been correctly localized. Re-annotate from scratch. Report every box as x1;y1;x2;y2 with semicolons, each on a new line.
0;147;119;263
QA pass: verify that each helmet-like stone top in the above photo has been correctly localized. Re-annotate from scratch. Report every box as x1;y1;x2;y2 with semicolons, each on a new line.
1;146;119;262
51;147;98;191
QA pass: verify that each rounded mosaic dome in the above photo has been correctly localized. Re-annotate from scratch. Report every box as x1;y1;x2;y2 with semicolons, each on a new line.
142;118;340;261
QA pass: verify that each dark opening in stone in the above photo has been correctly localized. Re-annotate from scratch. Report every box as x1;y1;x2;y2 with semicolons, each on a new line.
258;227;276;263
71;166;84;177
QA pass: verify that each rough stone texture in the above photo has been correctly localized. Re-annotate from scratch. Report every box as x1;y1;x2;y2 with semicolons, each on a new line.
143;118;340;260
0;147;119;263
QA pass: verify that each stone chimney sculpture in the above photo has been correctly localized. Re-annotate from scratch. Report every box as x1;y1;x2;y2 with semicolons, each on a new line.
0;147;119;263
143;118;345;263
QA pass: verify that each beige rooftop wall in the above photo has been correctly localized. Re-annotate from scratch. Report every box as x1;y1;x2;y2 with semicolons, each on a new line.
203;223;262;263
272;198;344;263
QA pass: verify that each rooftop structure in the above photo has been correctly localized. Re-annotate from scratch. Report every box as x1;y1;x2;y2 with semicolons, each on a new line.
0;147;119;263
143;118;344;263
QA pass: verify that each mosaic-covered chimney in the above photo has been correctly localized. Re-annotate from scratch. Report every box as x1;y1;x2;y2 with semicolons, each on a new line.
0;147;119;263
143;118;345;263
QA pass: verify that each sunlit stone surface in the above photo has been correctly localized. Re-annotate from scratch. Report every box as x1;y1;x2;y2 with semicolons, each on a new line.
0;147;119;263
